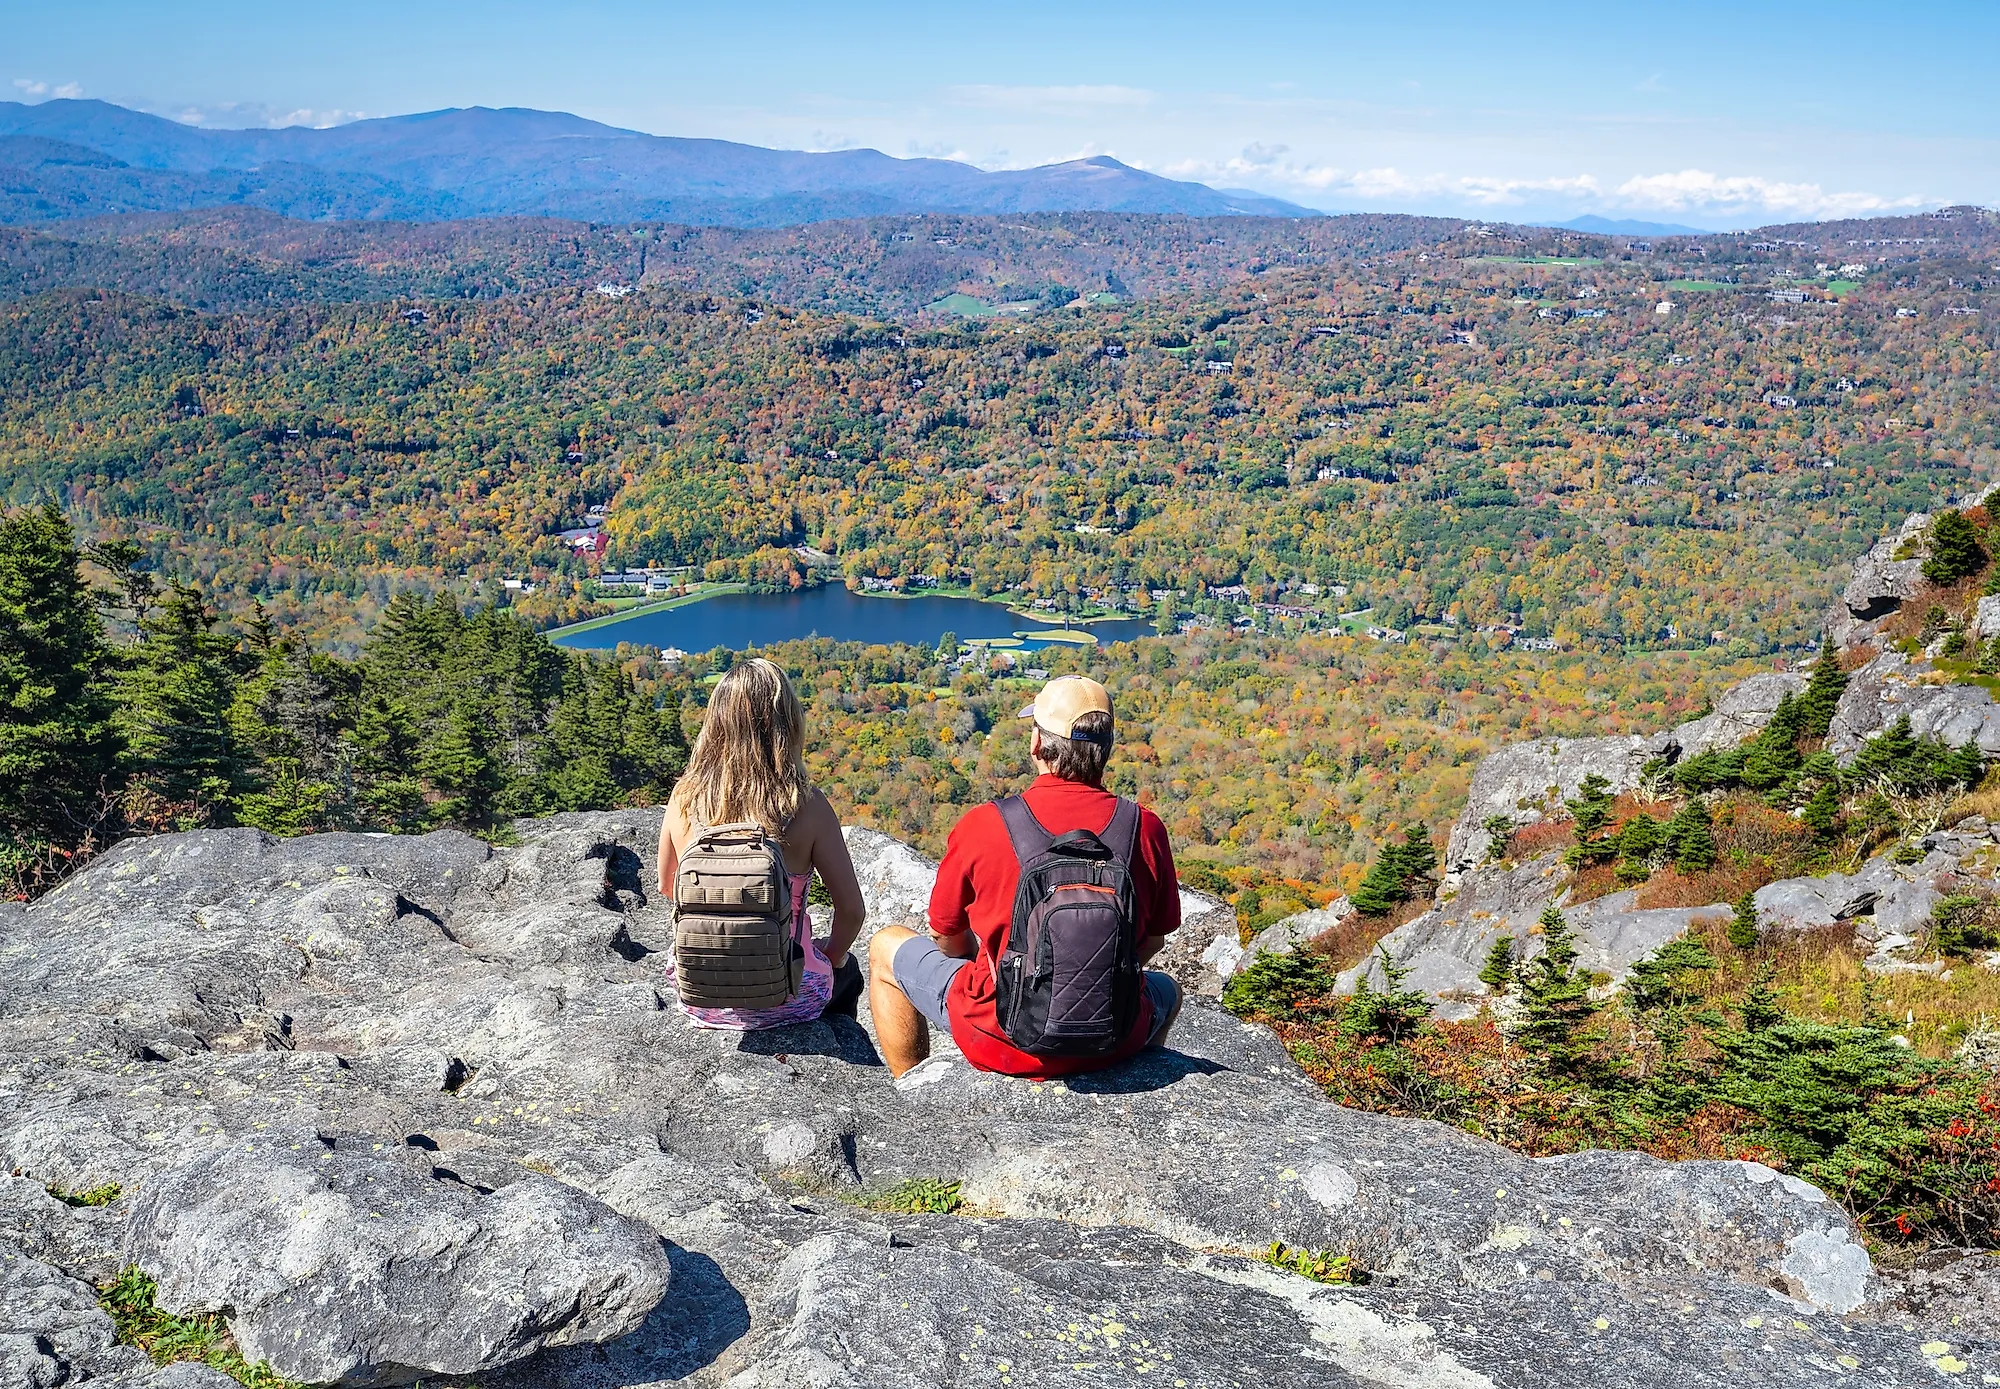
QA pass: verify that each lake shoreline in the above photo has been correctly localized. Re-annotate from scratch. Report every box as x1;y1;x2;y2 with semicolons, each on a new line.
548;579;1144;653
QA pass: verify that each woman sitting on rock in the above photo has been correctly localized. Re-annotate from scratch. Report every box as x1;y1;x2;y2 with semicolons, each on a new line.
658;657;867;1027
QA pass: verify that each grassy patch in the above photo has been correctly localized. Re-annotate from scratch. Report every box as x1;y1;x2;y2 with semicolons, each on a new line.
925;293;997;318
101;1266;299;1389
47;1181;121;1207
851;1178;965;1215
1262;1242;1363;1284
1667;280;1730;292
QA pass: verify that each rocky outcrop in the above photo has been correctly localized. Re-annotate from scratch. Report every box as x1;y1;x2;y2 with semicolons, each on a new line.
4;814;1977;1387
1826;649;2000;755
1441;736;1653;882
1827;511;1931;646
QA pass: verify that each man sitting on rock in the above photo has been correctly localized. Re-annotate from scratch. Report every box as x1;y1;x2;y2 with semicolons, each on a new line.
869;675;1183;1079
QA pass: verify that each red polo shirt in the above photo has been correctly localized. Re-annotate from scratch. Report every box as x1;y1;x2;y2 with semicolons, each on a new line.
927;775;1181;1078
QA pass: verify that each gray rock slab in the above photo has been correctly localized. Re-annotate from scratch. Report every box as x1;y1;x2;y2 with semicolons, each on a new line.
5;813;1994;1387
1651;670;1806;760
1442;736;1651;882
122;1147;672;1387
1827;649;2000;756
0;1241;145;1388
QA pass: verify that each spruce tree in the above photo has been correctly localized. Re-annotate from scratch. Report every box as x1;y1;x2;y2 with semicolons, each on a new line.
1739;960;1783;1032
1478;935;1516;992
1667;800;1717;873
1624;937;1719;1013
1801;780;1843;840
1514;907;1599;1077
1565;773;1616;837
0;505;121;871
1923;508;1988;585
112;584;251;822
1727;891;1762;951
1798;636;1847;739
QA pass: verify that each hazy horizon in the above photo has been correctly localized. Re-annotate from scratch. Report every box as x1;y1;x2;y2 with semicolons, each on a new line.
8;0;1996;230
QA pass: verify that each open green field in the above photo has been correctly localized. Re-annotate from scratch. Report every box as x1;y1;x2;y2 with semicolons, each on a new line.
924;293;996;317
544;582;746;637
1017;628;1097;646
1667;279;1730;292
1478;256;1605;266
1827;280;1863;297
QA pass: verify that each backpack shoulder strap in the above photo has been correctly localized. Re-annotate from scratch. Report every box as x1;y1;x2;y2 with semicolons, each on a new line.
1103;797;1142;867
995;795;1055;866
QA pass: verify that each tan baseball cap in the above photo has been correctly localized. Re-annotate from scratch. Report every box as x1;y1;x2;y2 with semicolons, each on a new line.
1019;674;1115;745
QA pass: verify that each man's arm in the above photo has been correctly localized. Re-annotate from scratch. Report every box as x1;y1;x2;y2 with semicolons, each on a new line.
1134;808;1181;965
925;810;985;961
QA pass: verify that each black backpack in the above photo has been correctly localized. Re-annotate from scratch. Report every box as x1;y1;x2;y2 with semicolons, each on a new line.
992;795;1144;1056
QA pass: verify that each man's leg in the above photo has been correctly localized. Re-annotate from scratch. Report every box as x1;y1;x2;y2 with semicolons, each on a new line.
868;926;931;1077
1144;971;1184;1050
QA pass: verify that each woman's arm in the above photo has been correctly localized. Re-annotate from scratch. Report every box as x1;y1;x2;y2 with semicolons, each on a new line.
804;791;867;968
656;803;684;896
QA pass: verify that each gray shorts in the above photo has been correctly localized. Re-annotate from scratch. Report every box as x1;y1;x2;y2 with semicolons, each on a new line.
889;934;1181;1045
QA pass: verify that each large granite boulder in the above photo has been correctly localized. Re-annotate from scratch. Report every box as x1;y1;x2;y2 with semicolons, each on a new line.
1339;855;1719;1017
1441;736;1653;882
1;813;1988;1387
1827;649;2000;756
1826;511;1931;646
123;1148;671;1387
1650;670;1807;760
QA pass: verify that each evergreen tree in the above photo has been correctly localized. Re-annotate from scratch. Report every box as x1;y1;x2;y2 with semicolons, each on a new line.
1614;810;1660;862
1565;773;1616;836
1478;935;1516;991
0;506;122;879
112;584;251;823
1739;693;1805;791
1923;508;1988;585
1727;891;1762;951
1153;595;1177;637
1624;937;1719;1013
1341;947;1432;1043
1740;960;1783;1032
1221;948;1341;1021
1350;825;1435;916
1664;800;1717;873
1798;637;1848;739
1514;907;1599;1077
1801;780;1843;840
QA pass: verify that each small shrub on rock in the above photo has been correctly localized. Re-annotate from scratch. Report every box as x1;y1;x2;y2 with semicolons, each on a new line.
1222;947;1341;1022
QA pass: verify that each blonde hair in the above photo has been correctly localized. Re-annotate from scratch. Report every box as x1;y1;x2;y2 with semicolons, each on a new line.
671;657;811;832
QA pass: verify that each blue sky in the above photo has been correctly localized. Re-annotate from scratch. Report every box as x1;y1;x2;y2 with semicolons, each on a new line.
5;0;1996;227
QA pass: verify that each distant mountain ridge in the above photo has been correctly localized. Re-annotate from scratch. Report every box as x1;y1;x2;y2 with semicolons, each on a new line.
0;99;1318;226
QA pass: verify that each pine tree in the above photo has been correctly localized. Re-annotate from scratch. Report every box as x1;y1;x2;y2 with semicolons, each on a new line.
1624;937;1719;1013
1801;779;1843;840
1341;947;1432;1042
1798;636;1847;739
1565;773;1615;836
1739;960;1783;1032
1666;800;1717;873
1478;935;1516;991
0;505;121;876
1514;907;1599;1076
1923;508;1988;585
1727;891;1762;951
1350;825;1435;916
112;584;251;823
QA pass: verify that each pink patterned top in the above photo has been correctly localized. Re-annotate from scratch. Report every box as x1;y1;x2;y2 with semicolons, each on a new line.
668;871;834;1030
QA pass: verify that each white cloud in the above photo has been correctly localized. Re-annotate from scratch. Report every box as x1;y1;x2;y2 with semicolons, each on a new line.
1612;169;1927;218
947;84;1155;112
13;78;83;101
152;100;363;129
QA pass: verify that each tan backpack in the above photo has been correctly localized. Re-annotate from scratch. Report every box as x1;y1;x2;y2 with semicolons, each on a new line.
672;822;800;1010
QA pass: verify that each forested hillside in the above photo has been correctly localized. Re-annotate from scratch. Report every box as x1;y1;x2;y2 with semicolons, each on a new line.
3;207;1996;901
3;212;1993;651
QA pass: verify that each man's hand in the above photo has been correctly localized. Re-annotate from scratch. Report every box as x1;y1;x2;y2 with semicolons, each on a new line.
933;928;977;959
1137;934;1170;965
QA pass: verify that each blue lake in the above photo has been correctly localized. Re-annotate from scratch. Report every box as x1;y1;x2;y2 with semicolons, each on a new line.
551;584;1144;653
